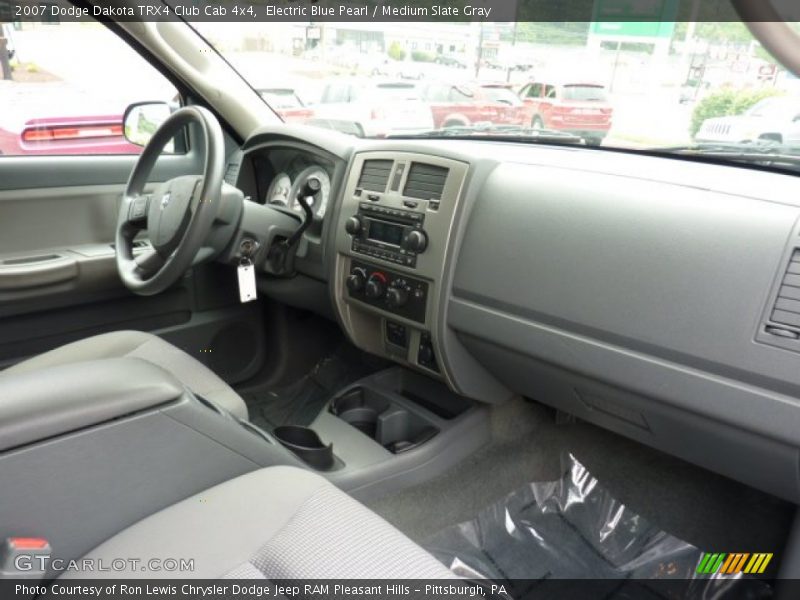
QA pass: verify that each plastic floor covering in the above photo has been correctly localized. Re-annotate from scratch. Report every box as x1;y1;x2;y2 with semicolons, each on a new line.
423;454;771;599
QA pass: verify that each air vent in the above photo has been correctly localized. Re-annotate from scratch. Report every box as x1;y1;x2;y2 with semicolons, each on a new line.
403;163;449;201
770;249;800;328
357;159;393;192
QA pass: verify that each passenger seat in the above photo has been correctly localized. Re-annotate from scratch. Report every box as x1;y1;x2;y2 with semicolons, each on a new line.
61;466;452;579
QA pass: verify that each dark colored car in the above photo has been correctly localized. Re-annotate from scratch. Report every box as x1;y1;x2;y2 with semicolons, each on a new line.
435;54;469;69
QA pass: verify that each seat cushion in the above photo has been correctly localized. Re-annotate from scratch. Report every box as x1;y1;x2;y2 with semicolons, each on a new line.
3;330;248;420
61;466;453;579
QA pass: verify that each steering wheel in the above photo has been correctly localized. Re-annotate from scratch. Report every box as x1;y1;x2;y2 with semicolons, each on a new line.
115;105;225;296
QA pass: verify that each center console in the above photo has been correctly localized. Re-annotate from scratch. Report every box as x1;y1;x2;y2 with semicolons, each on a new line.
279;367;490;498
332;152;469;384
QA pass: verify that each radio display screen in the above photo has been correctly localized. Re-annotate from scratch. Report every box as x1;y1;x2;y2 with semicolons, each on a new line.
367;219;404;247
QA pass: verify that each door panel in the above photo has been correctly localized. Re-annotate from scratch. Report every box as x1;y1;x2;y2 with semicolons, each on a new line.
0;145;265;385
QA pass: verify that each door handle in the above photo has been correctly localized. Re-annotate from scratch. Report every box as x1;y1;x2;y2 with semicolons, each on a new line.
0;254;78;290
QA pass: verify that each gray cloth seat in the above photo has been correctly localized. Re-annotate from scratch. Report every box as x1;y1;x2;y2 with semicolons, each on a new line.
3;330;248;420
62;465;453;579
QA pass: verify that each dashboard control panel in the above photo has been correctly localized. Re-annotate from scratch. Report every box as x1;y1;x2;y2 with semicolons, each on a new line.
333;151;469;384
347;260;428;323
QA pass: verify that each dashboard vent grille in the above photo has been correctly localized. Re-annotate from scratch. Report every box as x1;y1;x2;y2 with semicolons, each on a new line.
403;163;449;200
770;249;800;328
357;159;393;192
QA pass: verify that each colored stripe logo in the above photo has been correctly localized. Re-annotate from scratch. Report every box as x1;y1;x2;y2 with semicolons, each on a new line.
696;552;773;575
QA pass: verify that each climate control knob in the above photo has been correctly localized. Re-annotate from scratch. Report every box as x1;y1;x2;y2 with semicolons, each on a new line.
404;229;428;253
365;273;387;300
386;285;409;309
346;268;366;294
345;216;363;235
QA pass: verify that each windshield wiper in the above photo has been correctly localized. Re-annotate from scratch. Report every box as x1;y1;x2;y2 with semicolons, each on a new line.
389;124;583;143
653;142;800;170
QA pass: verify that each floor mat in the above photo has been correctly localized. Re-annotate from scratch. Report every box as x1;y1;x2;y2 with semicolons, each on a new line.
424;454;771;598
368;399;792;562
241;343;387;430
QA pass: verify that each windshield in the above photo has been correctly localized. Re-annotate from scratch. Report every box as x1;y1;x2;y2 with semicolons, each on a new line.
198;21;800;168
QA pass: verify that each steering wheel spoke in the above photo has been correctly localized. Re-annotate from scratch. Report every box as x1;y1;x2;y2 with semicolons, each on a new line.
125;193;151;227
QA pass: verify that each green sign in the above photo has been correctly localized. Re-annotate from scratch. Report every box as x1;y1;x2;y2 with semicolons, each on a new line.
590;21;675;39
590;0;679;39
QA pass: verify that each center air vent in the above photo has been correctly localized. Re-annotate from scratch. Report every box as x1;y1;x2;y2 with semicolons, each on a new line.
403;163;449;201
357;159;393;192
769;249;800;328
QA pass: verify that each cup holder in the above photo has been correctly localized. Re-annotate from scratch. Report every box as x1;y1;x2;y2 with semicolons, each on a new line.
273;425;334;471
330;388;390;439
337;407;380;438
329;386;439;453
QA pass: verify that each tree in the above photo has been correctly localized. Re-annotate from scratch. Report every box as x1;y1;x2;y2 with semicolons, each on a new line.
387;41;406;62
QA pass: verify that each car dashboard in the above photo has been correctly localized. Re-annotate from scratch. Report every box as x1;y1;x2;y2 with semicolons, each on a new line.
227;123;800;505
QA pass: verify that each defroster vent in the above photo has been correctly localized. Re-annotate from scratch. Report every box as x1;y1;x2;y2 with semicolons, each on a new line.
403;163;449;201
357;159;393;192
770;249;800;328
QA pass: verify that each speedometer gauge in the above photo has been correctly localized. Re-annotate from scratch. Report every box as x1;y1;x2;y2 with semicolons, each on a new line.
289;166;331;219
266;172;292;205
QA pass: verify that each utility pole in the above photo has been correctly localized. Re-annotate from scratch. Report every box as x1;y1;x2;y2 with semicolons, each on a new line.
0;24;12;81
475;22;484;79
506;21;518;83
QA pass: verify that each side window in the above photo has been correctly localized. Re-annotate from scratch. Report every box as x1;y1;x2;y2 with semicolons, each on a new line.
0;22;177;157
528;84;544;98
545;85;557;99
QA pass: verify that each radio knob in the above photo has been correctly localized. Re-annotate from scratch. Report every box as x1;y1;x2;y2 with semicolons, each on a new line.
346;268;366;294
404;229;428;253
386;285;409;309
365;273;387;300
345;216;363;235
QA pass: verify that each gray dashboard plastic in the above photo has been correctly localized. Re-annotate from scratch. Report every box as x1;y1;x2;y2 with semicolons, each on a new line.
0;357;183;452
447;155;800;501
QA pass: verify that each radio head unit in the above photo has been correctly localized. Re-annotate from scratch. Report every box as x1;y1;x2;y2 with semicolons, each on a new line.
346;203;428;267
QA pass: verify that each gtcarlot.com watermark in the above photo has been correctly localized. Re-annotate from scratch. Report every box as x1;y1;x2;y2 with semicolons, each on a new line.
14;555;195;574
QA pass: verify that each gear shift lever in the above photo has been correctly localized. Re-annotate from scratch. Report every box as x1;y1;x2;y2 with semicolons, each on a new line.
267;176;320;275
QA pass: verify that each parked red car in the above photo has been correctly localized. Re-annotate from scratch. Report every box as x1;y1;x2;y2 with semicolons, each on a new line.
0;101;312;155
0;115;141;155
258;88;315;124
417;82;531;129
518;80;613;145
